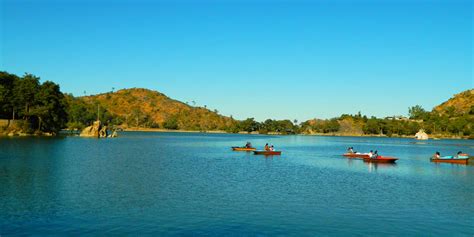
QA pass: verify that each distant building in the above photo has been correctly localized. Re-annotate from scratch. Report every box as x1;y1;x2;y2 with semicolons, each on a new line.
384;116;409;121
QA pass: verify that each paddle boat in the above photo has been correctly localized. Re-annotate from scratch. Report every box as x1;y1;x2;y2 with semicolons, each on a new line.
343;153;370;159
232;146;256;151
363;156;398;163
430;155;469;165
253;150;282;155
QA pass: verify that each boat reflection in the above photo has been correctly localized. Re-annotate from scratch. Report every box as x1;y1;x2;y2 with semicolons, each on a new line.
367;162;397;172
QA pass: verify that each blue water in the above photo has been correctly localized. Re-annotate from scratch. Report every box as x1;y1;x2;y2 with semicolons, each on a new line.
1;132;473;236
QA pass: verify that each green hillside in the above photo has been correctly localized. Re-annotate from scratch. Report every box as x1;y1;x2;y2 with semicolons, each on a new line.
79;88;236;131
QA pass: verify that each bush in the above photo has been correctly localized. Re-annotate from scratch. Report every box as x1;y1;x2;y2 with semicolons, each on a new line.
163;117;179;130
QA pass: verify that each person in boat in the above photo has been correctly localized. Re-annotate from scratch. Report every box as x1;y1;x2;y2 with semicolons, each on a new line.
433;151;440;159
245;142;252;148
347;147;355;153
269;145;275;151
264;143;270;151
454;151;463;159
368;150;373;158
371;150;379;159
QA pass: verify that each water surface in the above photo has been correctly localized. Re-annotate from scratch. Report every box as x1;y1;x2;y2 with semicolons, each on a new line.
1;132;473;236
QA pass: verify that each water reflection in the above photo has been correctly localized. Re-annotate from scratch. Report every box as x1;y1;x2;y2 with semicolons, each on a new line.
366;162;397;173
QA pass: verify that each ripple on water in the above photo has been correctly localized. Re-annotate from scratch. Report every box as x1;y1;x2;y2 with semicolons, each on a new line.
0;133;473;235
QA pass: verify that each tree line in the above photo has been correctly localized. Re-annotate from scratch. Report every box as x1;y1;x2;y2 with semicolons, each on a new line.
1;71;472;137
299;106;473;138
0;72;119;134
0;72;67;134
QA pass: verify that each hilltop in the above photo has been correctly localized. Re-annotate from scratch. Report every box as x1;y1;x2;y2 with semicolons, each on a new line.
433;89;474;116
79;88;235;131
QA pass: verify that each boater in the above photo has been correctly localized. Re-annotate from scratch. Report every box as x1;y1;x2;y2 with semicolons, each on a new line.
372;150;379;159
269;145;275;151
245;142;252;148
433;151;440;159
347;147;355;153
264;143;270;151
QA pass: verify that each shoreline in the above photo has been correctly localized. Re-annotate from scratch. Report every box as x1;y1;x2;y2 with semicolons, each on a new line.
123;128;228;134
3;127;469;140
121;128;471;140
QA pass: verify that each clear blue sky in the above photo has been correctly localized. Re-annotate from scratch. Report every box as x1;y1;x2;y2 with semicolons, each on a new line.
1;0;472;122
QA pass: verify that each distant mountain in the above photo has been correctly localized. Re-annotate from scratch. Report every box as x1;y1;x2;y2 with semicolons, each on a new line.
80;88;235;130
433;89;474;115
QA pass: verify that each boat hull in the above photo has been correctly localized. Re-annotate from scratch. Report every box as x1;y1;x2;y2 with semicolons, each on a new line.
232;147;256;151
343;153;370;158
363;156;398;163
253;151;282;155
430;158;469;164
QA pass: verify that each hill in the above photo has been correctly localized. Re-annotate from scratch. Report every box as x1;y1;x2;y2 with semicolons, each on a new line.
433;89;474;116
80;88;235;131
300;89;474;138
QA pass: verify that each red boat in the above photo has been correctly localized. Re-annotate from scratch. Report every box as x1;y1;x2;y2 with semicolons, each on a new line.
343;153;370;159
430;157;469;165
253;151;282;155
363;156;398;163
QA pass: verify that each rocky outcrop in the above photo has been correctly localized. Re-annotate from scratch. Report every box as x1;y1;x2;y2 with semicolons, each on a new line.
80;120;118;138
99;125;108;138
415;129;429;140
80;120;101;137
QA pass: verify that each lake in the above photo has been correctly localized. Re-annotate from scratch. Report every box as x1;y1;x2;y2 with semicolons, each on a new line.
1;132;473;236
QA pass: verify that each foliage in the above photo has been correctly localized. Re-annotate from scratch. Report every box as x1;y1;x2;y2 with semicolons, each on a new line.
163;116;179;130
0;72;66;134
300;118;340;134
1;71;472;138
408;105;428;120
31;81;68;132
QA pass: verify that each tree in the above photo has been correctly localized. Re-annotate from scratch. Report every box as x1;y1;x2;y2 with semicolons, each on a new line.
12;74;40;120
325;118;340;133
64;95;94;127
445;106;456;117
0;71;19;120
163;116;179;130
31;81;67;133
363;117;381;134
131;106;142;127
408;105;428;120
240;118;259;132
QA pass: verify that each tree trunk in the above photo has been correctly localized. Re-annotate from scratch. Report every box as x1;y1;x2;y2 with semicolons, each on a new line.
38;117;42;132
25;103;28;119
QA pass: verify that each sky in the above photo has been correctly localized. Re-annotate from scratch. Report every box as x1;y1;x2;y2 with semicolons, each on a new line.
1;0;472;122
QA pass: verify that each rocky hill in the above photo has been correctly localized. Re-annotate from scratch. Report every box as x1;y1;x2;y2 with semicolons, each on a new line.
80;88;235;130
433;89;474;116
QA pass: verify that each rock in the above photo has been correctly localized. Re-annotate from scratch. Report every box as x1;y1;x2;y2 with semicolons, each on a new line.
99;125;108;138
80;120;102;138
80;121;117;138
415;129;429;140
